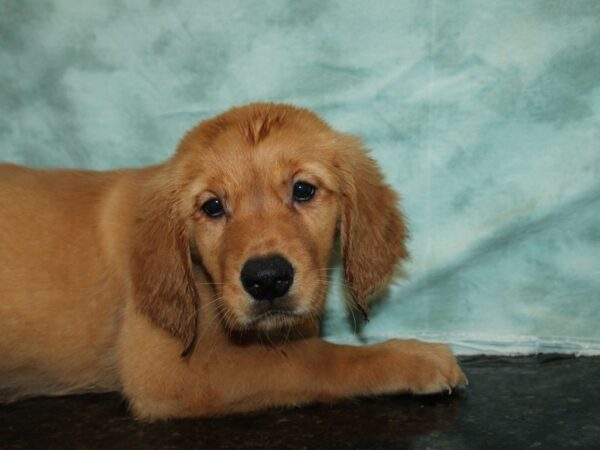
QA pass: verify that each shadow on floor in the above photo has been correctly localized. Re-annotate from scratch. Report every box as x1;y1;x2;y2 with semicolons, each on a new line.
1;355;599;449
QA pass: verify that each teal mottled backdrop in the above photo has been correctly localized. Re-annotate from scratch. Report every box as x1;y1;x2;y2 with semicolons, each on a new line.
1;0;599;354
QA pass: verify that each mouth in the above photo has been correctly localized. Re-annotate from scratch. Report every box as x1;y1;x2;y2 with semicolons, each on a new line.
245;307;312;330
221;292;318;332
253;309;301;321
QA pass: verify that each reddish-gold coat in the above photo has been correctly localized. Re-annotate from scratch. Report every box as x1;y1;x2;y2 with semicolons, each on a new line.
0;103;466;420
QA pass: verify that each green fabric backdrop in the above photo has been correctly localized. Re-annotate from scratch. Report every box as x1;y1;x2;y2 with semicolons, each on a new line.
1;0;599;354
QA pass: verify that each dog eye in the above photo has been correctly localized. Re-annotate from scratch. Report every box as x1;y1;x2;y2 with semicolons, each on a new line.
200;197;225;217
292;181;317;202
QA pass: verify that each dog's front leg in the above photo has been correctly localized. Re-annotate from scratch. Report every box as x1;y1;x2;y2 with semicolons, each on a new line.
122;337;466;420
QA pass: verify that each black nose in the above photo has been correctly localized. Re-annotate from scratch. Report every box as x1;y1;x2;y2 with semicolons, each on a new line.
240;254;294;301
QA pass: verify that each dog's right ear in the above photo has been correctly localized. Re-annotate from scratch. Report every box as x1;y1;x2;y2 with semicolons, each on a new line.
130;172;199;357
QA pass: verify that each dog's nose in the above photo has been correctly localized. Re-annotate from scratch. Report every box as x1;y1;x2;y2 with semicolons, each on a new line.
240;254;294;301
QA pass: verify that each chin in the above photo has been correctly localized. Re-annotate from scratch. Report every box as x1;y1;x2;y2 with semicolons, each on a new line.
252;310;310;331
223;302;315;335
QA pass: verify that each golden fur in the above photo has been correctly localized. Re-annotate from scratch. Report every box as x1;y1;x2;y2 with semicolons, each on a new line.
0;103;466;420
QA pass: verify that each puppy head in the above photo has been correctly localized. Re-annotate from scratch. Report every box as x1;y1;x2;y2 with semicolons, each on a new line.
132;103;408;354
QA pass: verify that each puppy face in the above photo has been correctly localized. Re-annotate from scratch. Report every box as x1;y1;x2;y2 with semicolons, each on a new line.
180;114;341;331
131;104;408;354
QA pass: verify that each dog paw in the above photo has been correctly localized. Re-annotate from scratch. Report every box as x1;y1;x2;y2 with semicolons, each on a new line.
384;339;468;395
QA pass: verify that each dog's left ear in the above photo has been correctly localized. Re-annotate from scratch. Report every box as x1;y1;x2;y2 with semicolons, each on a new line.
130;172;199;357
337;138;409;317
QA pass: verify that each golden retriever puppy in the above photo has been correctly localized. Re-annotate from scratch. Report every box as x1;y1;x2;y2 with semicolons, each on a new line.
0;103;466;420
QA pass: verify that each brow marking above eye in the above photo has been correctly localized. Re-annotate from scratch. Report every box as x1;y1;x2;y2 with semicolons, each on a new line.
294;163;336;191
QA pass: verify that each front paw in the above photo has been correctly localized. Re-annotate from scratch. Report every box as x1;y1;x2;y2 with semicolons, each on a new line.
385;339;468;395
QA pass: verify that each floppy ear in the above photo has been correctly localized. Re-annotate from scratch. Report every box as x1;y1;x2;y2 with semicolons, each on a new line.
130;174;199;357
338;140;409;318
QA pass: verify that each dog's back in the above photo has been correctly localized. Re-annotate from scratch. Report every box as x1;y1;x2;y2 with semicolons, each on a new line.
0;164;125;401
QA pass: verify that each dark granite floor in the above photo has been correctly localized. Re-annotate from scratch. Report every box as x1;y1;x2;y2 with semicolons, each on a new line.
1;355;599;450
